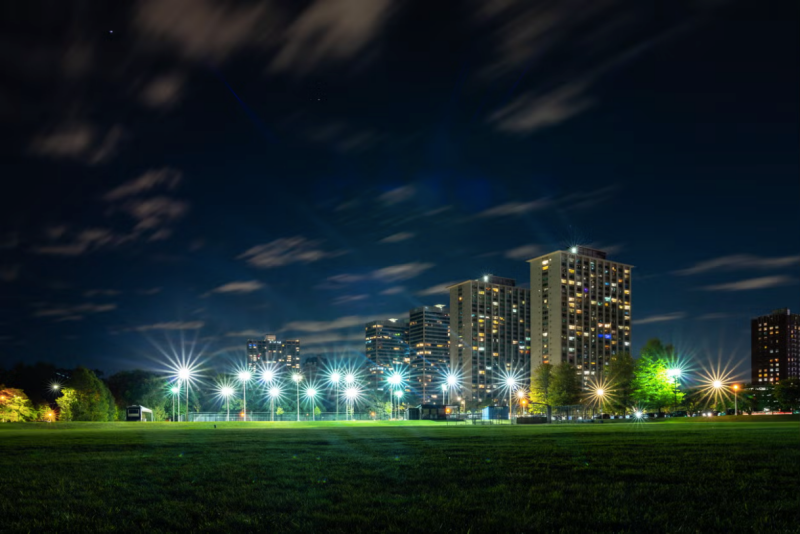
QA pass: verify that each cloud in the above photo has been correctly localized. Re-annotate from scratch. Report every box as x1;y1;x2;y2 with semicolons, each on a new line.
271;0;394;75
332;294;369;305
505;244;541;260
122;197;189;231
140;74;185;108
416;281;458;297
138;287;162;296
378;186;415;205
31;228;125;256
477;198;550;217
206;280;265;296
702;276;795;292
283;313;405;333
633;312;686;325
380;286;404;295
128;321;205;332
33;303;117;320
0;264;20;282
104;168;183;201
490;82;593;133
372;262;435;282
225;329;266;338
134;0;275;61
29;123;124;164
238;236;342;268
379;232;415;244
675;255;800;276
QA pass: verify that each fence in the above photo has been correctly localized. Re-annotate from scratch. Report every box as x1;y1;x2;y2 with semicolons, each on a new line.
187;412;394;422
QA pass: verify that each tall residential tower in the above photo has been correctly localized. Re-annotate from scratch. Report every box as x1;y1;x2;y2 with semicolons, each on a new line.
246;335;301;372
528;246;632;386
364;318;410;395
408;305;450;404
751;309;800;384
449;275;531;403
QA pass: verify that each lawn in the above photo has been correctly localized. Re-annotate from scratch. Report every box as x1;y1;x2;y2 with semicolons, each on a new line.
1;417;798;533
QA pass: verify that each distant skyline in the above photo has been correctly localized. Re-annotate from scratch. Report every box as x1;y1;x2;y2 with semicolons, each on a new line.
0;1;797;378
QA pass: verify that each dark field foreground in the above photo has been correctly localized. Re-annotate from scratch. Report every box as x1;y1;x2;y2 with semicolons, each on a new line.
1;418;798;533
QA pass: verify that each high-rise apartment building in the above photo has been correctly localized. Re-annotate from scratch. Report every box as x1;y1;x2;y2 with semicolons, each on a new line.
449;275;531;402
365;319;410;395
528;246;632;386
246;335;301;372
751;309;800;384
408;305;450;404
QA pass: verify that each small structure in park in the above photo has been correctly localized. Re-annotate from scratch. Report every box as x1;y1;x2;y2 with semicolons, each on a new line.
126;405;154;422
407;404;459;421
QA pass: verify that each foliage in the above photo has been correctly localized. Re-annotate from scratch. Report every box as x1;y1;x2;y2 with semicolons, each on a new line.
549;363;581;407
605;352;635;414
0;362;61;406
529;363;553;406
631;339;684;412
65;367;117;422
56;388;77;421
276;407;284;416
0;386;36;422
107;370;173;420
384;401;393;416
773;378;800;411
314;406;322;417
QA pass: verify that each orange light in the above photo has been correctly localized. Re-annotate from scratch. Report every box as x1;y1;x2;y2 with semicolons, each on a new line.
733;385;739;390
446;408;452;414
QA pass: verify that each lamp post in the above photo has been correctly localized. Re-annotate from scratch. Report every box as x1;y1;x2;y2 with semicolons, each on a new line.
237;371;252;422
596;388;605;421
395;390;403;420
446;374;458;406
269;386;281;422
306;387;318;421
220;386;234;422
387;373;402;420
517;389;526;418
733;385;739;415
170;386;178;422
292;373;303;422
345;387;358;421
441;383;447;406
667;368;681;413
713;380;723;415
505;376;517;420
178;368;191;422
330;372;341;421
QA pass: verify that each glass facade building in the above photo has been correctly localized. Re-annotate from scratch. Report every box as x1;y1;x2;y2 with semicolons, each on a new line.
408;305;450;404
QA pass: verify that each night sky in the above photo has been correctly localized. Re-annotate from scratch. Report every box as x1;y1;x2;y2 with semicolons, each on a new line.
1;1;797;377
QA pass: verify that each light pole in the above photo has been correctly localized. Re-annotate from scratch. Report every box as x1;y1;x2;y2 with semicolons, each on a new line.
292;373;303;422
330;372;341;421
395;390;403;420
178;368;191;422
237;371;252;422
388;373;402;420
306;387;318;421
446;374;458;406
505;376;517;420
269;386;281;422
170;386;178;422
517;390;526;418
667;368;681;413
733;385;739;415
713;380;723;415
345;387;358;421
441;383;447;406
220;386;234;422
596;388;605;421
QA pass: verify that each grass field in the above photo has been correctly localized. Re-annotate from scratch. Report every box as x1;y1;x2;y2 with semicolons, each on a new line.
1;417;798;533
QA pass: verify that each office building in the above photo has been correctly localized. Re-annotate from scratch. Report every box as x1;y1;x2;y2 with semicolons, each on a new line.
751;309;800;384
528;246;632;386
365;319;410;395
449;275;531;403
408;305;450;404
246;335;301;372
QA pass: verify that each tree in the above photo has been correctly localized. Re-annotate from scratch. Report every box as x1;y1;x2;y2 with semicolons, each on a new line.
314;406;322;418
773;378;800;411
107;370;172;421
530;363;553;406
549;363;581;407
0;386;36;422
631;339;683;412
276;406;285;416
605;352;635;414
67;367;117;421
56;388;77;421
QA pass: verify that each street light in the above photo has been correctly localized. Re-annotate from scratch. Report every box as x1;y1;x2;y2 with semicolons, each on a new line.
237;371;252;422
330;371;342;421
344;386;360;421
505;376;517;419
388;373;402;420
178;367;191;422
170;386;179;422
269;386;281;422
667;368;682;412
733;384;739;415
262;369;275;383
445;374;458;405
220;386;234;422
441;383;447;406
517;389;527;418
306;387;318;421
395;390;403;420
596;388;605;420
292;373;303;422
